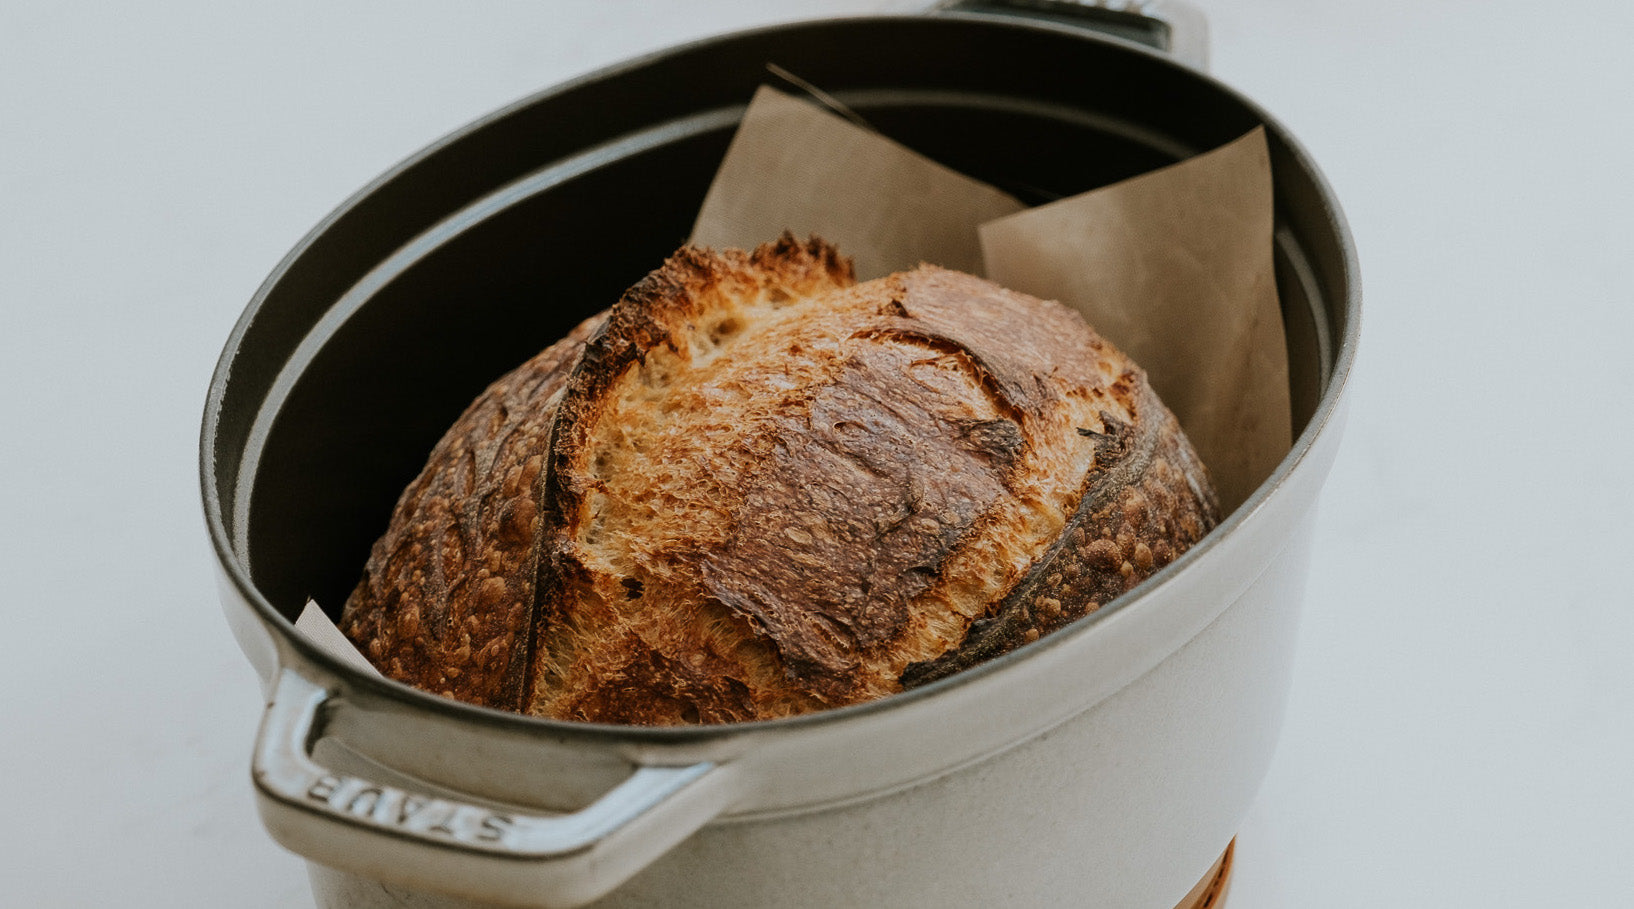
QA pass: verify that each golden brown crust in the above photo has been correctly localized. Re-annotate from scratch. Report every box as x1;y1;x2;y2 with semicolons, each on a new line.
341;236;1219;724
338;313;605;709
694;336;1019;702
900;385;1218;687
524;235;857;722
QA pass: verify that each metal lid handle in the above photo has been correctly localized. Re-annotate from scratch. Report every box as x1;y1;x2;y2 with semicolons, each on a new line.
932;0;1210;70
252;670;735;907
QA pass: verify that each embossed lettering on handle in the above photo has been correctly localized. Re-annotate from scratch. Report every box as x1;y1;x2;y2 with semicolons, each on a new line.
251;670;732;907
300;770;519;847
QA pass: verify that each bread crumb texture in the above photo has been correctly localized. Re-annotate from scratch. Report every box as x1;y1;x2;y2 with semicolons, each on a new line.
340;235;1219;724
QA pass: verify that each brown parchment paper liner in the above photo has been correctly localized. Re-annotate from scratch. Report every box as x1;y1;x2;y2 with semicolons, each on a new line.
980;129;1290;511
692;87;1026;279
298;85;1290;669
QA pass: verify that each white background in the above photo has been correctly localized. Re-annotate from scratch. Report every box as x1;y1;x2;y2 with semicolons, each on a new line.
3;1;1631;905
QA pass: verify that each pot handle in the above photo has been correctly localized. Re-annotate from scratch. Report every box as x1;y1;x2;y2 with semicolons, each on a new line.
931;0;1209;71
252;669;735;908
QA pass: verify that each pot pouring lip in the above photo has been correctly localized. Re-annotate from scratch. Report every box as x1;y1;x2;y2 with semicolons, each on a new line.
200;11;1361;749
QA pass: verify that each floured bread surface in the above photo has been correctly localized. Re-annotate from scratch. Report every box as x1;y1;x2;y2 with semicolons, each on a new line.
341;235;1219;723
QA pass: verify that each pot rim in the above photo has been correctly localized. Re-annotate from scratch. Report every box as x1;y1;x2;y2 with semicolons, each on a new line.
200;10;1361;748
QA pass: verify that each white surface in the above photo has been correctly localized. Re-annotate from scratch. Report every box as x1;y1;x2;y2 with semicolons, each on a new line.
2;1;1630;906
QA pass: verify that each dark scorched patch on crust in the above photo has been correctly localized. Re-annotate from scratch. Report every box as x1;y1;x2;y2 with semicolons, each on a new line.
698;343;1021;702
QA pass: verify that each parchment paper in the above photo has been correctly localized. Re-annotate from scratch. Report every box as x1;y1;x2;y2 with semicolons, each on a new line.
300;85;1290;666
692;86;1025;279
980;129;1289;511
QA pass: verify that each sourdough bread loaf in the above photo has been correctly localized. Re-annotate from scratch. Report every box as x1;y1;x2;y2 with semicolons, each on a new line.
340;235;1219;724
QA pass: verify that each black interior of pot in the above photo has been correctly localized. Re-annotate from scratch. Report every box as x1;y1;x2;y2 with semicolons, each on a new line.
205;16;1352;622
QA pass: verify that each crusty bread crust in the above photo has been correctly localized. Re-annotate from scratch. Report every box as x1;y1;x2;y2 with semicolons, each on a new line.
341;235;1218;723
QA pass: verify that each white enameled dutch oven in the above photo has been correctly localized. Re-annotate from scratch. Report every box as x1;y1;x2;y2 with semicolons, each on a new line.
201;2;1359;906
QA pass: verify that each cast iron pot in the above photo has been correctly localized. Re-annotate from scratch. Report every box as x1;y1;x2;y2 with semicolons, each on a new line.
201;2;1359;906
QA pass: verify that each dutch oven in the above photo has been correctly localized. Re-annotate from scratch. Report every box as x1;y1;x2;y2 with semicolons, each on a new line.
201;2;1359;906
